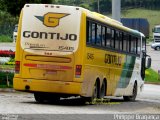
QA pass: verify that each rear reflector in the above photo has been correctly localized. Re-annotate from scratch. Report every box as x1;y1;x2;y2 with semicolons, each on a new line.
15;61;20;73
75;65;82;76
24;63;72;70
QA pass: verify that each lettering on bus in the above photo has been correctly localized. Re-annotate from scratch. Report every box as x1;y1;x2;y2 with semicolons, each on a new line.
104;54;122;66
25;42;46;48
87;53;94;60
23;31;77;41
44;52;52;56
58;46;74;51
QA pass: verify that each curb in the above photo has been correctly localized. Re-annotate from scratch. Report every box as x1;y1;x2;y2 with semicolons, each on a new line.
0;88;15;92
145;82;160;85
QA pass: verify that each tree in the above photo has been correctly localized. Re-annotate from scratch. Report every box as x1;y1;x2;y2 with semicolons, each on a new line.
0;0;52;16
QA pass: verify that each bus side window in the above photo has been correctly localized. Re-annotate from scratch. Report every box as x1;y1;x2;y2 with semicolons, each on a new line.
96;24;102;46
137;37;141;55
87;20;92;43
126;34;130;52
106;27;111;47
111;29;115;48
91;23;96;44
130;36;136;54
119;32;123;51
142;37;146;52
102;26;106;47
115;30;120;50
123;33;127;52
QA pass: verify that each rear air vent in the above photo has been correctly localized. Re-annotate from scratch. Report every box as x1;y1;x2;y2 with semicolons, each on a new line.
25;55;71;63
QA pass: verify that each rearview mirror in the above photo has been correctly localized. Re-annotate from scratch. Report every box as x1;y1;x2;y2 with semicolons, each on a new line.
146;57;151;69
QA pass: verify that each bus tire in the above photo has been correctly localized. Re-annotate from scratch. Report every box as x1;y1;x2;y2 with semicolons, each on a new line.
155;46;160;50
123;82;137;101
100;80;106;99
84;81;99;104
46;94;60;103
34;93;45;103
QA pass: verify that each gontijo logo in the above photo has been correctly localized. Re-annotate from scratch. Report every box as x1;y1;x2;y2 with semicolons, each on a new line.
23;12;77;41
35;13;69;27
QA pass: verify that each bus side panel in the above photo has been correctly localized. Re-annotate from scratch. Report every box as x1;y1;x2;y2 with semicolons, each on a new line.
114;55;142;96
82;46;125;97
14;10;23;79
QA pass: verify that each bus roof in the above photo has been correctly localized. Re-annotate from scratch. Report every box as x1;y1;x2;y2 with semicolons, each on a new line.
80;6;143;37
24;4;143;37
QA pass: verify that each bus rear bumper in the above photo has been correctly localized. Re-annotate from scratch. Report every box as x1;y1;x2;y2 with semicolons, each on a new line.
13;78;82;96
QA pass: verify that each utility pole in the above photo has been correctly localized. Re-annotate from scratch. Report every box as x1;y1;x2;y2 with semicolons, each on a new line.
97;0;100;13
112;0;121;22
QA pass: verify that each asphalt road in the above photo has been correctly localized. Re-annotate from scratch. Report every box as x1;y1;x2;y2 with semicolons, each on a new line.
0;84;159;115
138;84;160;103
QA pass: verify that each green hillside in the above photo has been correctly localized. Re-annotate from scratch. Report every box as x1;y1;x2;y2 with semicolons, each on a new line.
121;8;160;39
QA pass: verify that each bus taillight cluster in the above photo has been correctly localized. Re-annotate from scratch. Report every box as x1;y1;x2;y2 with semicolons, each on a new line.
75;65;82;76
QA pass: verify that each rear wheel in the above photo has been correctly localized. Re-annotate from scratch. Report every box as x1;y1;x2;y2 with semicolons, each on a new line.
83;81;99;104
100;81;106;99
91;81;99;102
34;93;45;103
155;46;160;50
123;82;137;101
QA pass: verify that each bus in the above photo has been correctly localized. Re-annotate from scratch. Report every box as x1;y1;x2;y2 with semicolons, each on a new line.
14;4;151;103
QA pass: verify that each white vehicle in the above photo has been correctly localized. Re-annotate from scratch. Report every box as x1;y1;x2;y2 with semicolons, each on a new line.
13;24;18;43
151;42;160;50
152;25;160;42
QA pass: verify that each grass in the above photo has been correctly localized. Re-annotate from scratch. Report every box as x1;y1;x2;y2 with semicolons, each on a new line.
0;64;15;69
0;35;12;42
0;85;13;88
121;8;160;40
0;71;14;88
145;68;160;83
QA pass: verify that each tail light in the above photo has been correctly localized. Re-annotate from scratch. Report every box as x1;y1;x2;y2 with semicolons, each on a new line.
75;65;82;77
15;61;20;73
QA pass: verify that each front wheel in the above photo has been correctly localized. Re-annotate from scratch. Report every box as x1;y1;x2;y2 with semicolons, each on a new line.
100;81;106;99
123;83;137;101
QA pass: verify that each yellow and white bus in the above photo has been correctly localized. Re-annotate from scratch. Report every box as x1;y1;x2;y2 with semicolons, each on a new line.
14;4;151;103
